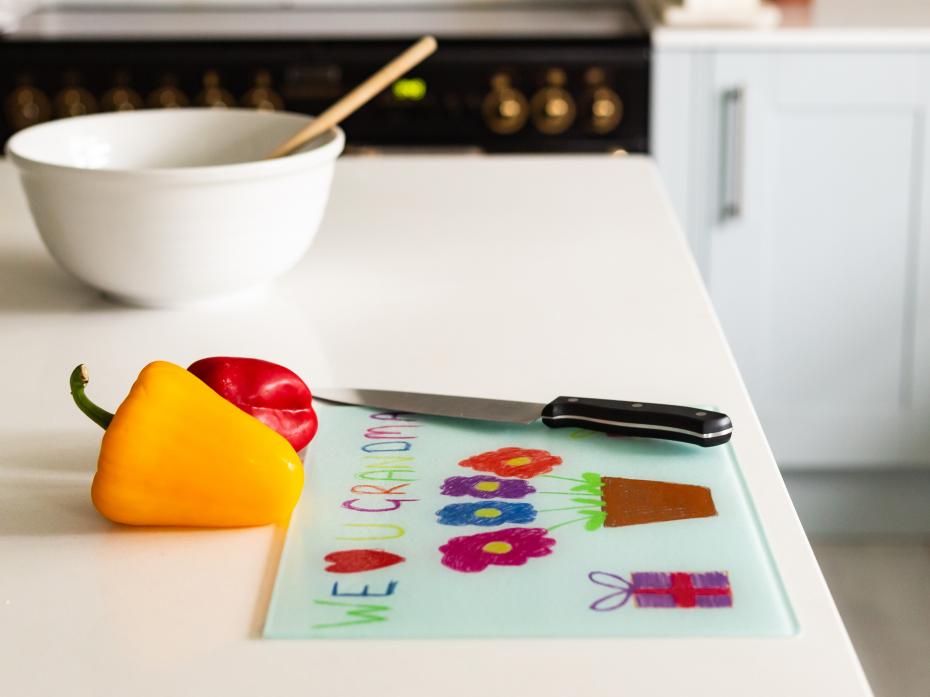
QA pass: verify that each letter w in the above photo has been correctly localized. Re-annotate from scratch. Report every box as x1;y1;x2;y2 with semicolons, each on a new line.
311;600;392;629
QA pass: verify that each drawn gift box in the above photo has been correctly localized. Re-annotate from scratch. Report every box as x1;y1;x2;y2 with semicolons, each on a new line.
600;476;716;527
589;571;733;610
631;572;732;608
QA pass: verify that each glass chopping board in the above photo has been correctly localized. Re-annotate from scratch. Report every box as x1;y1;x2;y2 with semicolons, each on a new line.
264;403;796;638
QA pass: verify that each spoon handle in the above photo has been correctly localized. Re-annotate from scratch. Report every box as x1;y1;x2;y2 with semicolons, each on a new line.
265;35;438;159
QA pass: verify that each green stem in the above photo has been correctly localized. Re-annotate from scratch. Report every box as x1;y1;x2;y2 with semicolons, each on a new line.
545;517;588;532
539;475;587;484
70;364;114;430
537;505;594;513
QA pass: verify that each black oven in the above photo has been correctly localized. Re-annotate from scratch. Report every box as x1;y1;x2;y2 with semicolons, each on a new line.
1;5;651;153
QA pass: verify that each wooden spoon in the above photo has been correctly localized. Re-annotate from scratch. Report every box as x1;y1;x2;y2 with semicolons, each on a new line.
264;35;438;159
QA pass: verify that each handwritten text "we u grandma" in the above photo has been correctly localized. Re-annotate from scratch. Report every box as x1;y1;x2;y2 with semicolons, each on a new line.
311;411;419;630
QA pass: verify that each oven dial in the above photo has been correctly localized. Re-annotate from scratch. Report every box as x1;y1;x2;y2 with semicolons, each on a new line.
101;73;143;112
54;83;97;118
530;69;576;135
582;68;623;135
101;86;142;111
147;76;190;109
481;73;528;135
196;70;236;108
5;84;52;131
242;70;284;111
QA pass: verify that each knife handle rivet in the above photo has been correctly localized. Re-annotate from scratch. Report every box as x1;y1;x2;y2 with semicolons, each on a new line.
631;403;643;408
695;411;707;416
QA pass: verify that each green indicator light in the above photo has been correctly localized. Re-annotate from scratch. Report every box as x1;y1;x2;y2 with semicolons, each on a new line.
392;77;427;101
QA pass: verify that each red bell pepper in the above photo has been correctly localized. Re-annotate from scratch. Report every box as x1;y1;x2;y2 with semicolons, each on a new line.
188;357;317;451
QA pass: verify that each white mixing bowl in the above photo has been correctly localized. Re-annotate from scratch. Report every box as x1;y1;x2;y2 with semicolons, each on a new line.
6;109;345;307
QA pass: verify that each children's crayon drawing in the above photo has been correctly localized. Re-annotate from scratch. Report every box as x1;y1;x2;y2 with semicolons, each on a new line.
589;571;733;610
264;403;796;638
439;527;556;573
431;448;718;573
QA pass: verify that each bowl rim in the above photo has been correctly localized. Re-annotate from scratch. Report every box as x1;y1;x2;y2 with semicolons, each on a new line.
4;108;345;182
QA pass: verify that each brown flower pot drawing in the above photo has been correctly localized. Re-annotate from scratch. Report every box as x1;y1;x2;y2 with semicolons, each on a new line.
600;476;716;527
537;472;717;531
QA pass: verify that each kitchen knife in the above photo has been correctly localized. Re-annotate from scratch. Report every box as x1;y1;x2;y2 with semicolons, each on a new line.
314;389;733;447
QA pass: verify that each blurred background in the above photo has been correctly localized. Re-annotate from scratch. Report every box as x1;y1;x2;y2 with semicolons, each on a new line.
2;0;928;694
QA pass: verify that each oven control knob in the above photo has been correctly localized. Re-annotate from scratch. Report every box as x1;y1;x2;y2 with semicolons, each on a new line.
586;87;623;134
481;73;528;135
196;70;236;108
101;73;143;112
54;84;97;118
101;86;143;111
147;76;189;109
241;70;284;111
5;84;52;131
530;69;576;135
582;68;623;135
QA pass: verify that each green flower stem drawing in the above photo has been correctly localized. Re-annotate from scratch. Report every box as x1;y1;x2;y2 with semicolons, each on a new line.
546;517;592;532
545;510;607;532
536;472;607;533
537;505;599;513
539;475;590;484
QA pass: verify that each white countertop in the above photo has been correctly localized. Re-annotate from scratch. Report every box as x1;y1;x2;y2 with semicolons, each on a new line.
654;0;930;49
0;155;871;696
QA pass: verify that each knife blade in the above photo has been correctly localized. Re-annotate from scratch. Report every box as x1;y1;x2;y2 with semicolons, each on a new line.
314;389;733;447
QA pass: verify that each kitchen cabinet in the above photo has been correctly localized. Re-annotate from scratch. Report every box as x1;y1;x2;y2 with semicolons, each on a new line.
653;46;930;468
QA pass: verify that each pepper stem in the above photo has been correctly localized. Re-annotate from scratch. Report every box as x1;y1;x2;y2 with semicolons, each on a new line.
70;364;114;430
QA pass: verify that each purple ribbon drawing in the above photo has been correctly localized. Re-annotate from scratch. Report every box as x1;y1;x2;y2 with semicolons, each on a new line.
588;571;636;611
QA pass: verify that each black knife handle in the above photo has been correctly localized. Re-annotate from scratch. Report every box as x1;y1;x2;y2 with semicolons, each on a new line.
540;397;733;447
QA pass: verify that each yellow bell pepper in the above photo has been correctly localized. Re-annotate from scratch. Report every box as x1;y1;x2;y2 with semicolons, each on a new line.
70;361;304;527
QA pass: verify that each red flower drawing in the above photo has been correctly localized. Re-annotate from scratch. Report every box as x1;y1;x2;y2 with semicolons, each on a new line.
457;447;562;480
439;527;556;573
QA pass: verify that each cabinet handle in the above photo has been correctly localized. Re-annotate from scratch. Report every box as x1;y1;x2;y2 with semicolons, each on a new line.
719;87;745;222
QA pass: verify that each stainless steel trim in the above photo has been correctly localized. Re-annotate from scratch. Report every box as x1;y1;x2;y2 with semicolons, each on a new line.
543;414;733;439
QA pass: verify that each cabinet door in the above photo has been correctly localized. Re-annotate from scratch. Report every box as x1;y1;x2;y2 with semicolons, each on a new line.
708;52;930;467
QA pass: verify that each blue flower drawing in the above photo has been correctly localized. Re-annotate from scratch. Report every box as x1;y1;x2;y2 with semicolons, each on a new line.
436;501;537;527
